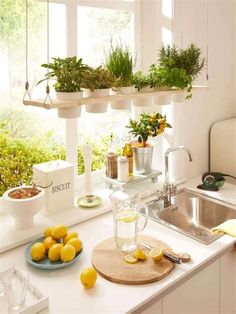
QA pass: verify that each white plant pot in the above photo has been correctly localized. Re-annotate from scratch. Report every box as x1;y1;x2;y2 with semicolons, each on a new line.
3;186;45;230
86;88;109;113
152;89;172;106
110;86;135;110
133;87;153;107
56;91;83;118
171;91;186;103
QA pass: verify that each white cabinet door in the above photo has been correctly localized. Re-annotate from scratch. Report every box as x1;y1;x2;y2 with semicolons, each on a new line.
163;260;220;314
220;248;236;314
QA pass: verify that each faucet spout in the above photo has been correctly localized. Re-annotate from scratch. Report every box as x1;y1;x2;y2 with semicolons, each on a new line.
164;146;192;185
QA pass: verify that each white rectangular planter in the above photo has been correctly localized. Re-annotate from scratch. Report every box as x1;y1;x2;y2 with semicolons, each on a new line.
33;160;74;216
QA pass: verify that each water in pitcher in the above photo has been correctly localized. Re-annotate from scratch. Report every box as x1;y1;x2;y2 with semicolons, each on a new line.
115;209;139;252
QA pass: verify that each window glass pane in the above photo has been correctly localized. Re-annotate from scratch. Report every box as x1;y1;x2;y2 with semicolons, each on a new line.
77;6;135;154
0;1;66;195
77;6;134;66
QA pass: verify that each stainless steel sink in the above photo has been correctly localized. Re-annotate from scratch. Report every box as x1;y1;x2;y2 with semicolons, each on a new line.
146;189;236;244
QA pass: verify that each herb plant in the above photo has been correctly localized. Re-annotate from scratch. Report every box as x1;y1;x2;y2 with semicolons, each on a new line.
159;43;205;79
127;112;172;147
82;66;117;90
132;71;150;91
37;56;89;92
104;45;134;87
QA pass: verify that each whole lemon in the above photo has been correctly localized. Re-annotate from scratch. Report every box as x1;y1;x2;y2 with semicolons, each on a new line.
43;236;57;252
48;243;64;262
43;226;53;237
63;231;78;244
60;244;76;262
67;238;82;253
80;267;97;288
30;242;45;261
51;224;67;240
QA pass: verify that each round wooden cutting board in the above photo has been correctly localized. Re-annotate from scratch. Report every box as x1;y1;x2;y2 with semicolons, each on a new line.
92;235;175;285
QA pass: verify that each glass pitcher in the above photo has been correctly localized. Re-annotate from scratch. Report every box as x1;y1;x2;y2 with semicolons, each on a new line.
110;190;148;252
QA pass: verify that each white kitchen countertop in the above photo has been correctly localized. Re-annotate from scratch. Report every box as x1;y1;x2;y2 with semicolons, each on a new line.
1;177;236;314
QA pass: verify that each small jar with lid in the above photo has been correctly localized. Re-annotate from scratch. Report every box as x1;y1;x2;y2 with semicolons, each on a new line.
117;156;129;182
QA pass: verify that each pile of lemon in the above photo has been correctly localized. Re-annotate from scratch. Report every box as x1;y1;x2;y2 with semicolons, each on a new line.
30;224;82;263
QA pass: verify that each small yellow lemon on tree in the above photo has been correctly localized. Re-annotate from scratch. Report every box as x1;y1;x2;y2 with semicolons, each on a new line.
80;267;97;288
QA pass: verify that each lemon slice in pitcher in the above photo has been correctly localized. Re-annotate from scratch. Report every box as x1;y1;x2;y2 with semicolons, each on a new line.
116;211;138;223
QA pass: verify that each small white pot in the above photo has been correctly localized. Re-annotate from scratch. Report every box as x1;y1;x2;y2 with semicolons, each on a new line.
3;186;45;230
56;91;83;118
133;87;153;107
171;91;186;103
110;86;135;110
152;89;172;106
86;88;109;113
56;91;83;101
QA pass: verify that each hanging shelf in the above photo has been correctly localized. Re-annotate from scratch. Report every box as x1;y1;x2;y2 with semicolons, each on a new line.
23;85;208;110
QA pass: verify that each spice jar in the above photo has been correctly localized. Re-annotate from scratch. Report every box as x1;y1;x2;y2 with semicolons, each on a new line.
106;152;118;179
117;156;129;182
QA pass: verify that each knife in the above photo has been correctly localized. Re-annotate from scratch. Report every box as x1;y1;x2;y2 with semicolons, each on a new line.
142;242;182;264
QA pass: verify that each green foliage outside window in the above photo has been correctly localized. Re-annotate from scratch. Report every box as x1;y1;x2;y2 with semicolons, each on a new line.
0;120;111;196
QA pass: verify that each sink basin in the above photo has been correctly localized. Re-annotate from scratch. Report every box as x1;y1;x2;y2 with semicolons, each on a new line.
146;189;236;244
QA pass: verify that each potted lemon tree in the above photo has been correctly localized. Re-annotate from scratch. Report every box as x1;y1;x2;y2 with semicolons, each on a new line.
127;112;171;174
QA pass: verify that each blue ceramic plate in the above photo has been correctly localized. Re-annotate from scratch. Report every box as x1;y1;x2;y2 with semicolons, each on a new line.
25;237;83;270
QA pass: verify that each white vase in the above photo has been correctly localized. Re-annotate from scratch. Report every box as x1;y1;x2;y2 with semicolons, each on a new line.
3;186;45;229
56;91;83;118
152;88;172;106
171;91;186;103
133;87;153;107
85;88;110;113
110;86;135;110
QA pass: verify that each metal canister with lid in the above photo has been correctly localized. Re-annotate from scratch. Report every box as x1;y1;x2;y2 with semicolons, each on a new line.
117;156;129;182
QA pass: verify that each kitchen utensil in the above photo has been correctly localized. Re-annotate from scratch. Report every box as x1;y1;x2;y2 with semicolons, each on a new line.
142;242;191;263
142;242;181;264
92;235;175;285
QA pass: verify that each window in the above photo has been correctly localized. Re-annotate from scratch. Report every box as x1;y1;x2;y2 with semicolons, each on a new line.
0;0;137;195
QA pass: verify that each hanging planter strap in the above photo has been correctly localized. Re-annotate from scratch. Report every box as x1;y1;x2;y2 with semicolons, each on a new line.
44;0;52;104
23;0;31;101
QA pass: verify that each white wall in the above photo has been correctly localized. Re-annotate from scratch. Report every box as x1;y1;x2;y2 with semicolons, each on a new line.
142;0;236;182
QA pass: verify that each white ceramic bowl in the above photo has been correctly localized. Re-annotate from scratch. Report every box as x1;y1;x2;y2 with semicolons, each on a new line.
3;186;45;229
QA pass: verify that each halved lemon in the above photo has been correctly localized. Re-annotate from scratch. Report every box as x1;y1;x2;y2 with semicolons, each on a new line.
133;249;147;260
124;254;138;264
149;246;163;261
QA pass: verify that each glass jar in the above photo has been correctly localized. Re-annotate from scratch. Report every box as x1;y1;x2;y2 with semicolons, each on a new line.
117;156;129;182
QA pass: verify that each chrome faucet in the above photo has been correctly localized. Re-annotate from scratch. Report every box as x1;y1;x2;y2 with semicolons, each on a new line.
163;146;192;207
